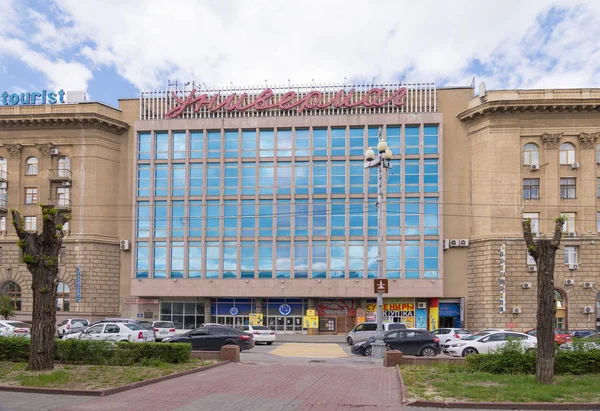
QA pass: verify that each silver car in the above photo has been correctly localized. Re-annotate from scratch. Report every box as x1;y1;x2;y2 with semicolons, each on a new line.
346;322;407;345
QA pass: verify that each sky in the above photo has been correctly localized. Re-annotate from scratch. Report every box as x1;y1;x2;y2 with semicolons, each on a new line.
1;0;599;107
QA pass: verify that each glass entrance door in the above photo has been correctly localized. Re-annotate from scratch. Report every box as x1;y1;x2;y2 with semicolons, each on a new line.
272;316;304;333
215;316;249;326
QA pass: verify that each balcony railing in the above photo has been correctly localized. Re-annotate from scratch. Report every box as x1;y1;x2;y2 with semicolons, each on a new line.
48;169;72;182
0;197;6;212
47;198;71;211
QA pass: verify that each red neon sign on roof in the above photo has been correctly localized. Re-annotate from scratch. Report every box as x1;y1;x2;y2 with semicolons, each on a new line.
165;87;408;119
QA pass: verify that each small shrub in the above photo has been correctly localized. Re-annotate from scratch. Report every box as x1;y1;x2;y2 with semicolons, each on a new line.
0;336;30;362
555;348;600;375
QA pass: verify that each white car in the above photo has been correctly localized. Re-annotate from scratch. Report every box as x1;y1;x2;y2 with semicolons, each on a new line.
432;328;471;343
57;318;90;337
63;322;155;343
237;325;275;345
152;321;176;341
442;331;536;357
0;320;31;337
561;333;600;351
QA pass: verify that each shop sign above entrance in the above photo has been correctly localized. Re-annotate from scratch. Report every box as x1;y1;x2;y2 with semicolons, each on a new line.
123;297;159;305
164;87;408;119
278;304;292;316
230;307;239;316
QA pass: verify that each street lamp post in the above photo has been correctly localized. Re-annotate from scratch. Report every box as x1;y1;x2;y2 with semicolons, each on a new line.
364;127;392;360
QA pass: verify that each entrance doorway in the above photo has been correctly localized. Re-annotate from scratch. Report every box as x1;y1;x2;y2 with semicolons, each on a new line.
265;316;303;333
215;316;249;327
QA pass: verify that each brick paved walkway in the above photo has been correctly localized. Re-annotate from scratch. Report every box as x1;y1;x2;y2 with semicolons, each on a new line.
0;363;401;411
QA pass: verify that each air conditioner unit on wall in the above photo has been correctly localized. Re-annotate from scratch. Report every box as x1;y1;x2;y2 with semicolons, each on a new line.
449;239;460;247
443;239;450;250
62;181;71;187
119;240;130;251
459;239;470;247
570;162;580;169
583;306;593;314
50;148;59;156
417;302;427;309
530;164;540;171
522;282;532;289
512;308;522;314
528;265;537;272
568;263;579;270
583;282;594;289
568;232;576;238
565;279;575;286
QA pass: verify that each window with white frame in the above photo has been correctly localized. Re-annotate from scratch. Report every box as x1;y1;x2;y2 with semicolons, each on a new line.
560;178;576;199
562;212;576;233
559;143;576;164
527;252;536;266
564;246;577;265
0;216;5;231
25;188;38;205
25;157;38;175
24;216;37;231
523;213;539;234
523;143;539;165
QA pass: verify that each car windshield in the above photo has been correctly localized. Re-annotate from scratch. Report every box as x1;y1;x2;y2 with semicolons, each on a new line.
154;322;174;328
463;332;490;341
456;329;470;334
124;323;144;331
252;326;270;331
8;322;31;329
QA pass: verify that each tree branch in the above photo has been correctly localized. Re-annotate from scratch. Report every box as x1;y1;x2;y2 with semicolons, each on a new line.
10;209;26;240
551;217;565;249
522;219;539;260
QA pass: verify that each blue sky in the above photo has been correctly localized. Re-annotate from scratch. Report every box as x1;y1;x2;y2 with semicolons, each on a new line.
1;0;599;107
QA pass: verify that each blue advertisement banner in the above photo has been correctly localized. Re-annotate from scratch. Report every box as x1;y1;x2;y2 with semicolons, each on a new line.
75;266;81;303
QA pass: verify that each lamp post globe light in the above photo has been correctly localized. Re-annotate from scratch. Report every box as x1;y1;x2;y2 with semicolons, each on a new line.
364;127;391;360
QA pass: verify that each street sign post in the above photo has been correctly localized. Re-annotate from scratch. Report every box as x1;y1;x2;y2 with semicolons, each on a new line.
373;279;389;294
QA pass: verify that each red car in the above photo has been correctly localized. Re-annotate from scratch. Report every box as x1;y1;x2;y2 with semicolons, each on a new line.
525;328;572;345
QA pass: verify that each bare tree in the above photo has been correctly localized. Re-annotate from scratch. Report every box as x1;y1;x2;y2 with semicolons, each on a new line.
11;206;69;371
522;215;566;384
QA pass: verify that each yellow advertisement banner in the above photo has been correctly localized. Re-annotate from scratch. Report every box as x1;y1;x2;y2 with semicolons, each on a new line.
306;309;316;317
429;307;438;331
303;316;319;329
249;313;263;326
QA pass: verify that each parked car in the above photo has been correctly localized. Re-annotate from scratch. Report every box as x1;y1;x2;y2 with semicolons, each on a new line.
63;322;155;343
442;331;536;357
237;325;276;345
569;329;596;339
57;318;90;337
560;333;600;351
346;322;407;345
152;321;176;342
525;328;572;345
351;329;440;357
432;328;471;343
0;320;31;337
162;325;255;351
89;318;140;327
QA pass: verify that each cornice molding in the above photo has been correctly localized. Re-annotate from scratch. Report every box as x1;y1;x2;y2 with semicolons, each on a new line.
0;113;129;135
458;99;600;122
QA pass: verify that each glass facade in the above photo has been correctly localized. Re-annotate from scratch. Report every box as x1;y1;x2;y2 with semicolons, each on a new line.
135;125;440;279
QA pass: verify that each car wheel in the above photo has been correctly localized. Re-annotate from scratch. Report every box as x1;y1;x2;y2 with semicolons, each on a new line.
462;347;478;357
267;342;273;345
347;337;353;345
363;346;372;357
421;347;437;357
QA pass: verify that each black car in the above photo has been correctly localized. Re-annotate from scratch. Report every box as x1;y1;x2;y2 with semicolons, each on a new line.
351;329;441;357
570;329;596;338
163;325;255;351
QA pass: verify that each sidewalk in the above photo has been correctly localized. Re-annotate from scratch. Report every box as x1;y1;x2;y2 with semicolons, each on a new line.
275;334;347;343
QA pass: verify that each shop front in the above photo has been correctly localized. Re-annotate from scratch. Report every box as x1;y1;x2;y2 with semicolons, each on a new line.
366;298;416;327
439;300;462;328
263;298;307;333
316;299;357;334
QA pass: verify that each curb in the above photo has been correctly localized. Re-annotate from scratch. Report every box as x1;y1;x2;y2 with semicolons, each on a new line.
0;360;229;397
406;401;600;410
395;365;408;405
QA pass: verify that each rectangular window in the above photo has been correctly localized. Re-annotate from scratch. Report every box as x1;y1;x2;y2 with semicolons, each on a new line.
138;132;151;160
240;242;255;279
312;241;327;278
190;131;203;159
56;187;69;208
295;200;309;236
188;201;202;237
331;127;346;156
424;198;439;235
424;240;439;278
259;200;273;237
276;200;291;237
135;242;149;278
188;242;202;278
294;162;309;195
386;240;401;279
277;128;292;157
25;188;37;204
189;164;203;196
560;178;576;199
276;242;291;278
349;199;364;237
330;161;346;195
527;252;536;266
259;162;274;195
405;240;420;279
223;242;238;278
330;198;346;236
241;163;256;195
206;164;221;196
313;161;328;195
313;127;327;156
368;161;377;195
170;242;184;278
277;162;292;195
258;242;273;278
387;159;401;194
424;125;439;154
171;164;185;196
224;164;238;196
154;164;168;197
242;129;256;158
523;212;539;234
367;241;377;278
207;130;221;159
24;216;37;231
241;200;255;237
348;241;363;278
172;131;186;160
564;246;577;265
205;201;220;237
295;128;310;157
405;198;420;236
154;201;167;237
294;242;309;278
386;198;401;237
153;241;167;278
405;160;420;193
405;125;420;155
223;201;238;237
349;161;364;194
562;212;576;233
155;132;168;160
367;201;377;237
312;199;327;236
171;200;185;237
368;126;381;147
386;126;401;153
224;130;238;158
330;241;346;278
349;127;365;156
206;242;220;277
523;179;540;199
259;129;274;157
424;159;438;193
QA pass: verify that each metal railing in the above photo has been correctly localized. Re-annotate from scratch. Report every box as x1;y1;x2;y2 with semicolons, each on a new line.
48;169;72;180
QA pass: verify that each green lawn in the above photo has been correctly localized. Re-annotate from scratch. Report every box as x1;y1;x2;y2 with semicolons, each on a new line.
400;364;600;403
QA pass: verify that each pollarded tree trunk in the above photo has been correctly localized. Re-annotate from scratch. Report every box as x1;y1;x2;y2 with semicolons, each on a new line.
523;216;565;385
11;206;69;371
